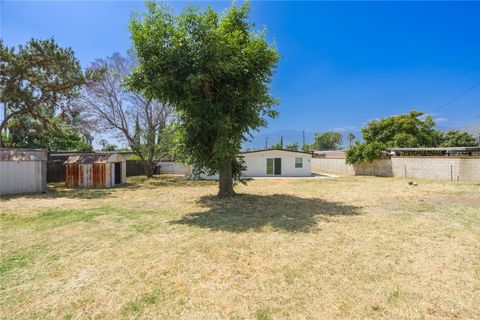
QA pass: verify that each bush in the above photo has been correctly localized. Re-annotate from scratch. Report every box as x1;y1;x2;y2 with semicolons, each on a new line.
346;142;386;164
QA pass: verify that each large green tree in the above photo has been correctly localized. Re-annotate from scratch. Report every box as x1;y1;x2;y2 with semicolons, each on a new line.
0;38;85;146
310;131;343;150
440;130;478;147
346;110;443;164
129;1;280;197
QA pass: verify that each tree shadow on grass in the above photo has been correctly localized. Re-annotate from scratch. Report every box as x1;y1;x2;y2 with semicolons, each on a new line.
124;175;217;190
172;193;361;233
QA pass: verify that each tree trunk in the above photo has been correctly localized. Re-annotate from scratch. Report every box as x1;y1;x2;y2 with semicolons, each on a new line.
142;161;154;178
217;157;235;198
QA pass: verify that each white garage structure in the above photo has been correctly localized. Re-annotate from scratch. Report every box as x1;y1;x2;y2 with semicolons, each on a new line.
0;148;47;196
192;149;313;179
240;149;312;177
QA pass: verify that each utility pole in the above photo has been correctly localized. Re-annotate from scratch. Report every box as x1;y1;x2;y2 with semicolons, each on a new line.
280;136;283;149
265;137;268;149
302;130;305;148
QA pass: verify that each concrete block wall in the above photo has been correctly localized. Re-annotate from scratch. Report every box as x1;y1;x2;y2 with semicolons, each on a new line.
391;157;480;181
311;157;480;181
311;158;355;175
353;159;393;177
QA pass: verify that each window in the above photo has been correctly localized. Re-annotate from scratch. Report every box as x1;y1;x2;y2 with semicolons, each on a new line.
295;157;303;168
266;158;274;174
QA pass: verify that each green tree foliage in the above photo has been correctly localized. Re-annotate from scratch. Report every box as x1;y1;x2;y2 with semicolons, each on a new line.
271;142;282;150
99;139;118;151
129;1;280;197
346;110;443;164
285;143;299;151
345;141;385;164
5;115;92;151
440;130;478;147
311;131;343;150
361;110;441;148
347;133;355;147
301;144;311;152
0;38;85;146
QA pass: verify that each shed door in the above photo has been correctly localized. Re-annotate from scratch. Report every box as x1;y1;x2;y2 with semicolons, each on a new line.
274;158;282;175
114;163;122;184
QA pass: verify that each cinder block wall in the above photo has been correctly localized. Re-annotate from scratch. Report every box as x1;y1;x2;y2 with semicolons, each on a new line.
311;158;355;175
311;157;480;181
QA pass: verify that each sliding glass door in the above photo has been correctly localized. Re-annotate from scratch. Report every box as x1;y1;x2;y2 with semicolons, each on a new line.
266;158;282;175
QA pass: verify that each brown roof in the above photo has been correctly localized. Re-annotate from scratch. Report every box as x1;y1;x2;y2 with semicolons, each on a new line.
64;153;125;164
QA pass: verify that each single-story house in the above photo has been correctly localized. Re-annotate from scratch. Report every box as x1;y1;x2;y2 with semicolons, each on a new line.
0;148;47;195
191;149;313;179
240;149;312;177
64;153;126;188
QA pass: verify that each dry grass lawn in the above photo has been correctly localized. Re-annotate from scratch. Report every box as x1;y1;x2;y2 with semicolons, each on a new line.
0;175;479;319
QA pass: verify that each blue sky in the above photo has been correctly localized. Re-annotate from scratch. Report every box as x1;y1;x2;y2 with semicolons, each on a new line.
2;1;480;146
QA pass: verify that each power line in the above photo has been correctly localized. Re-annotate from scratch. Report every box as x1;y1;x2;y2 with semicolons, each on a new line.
431;82;480;113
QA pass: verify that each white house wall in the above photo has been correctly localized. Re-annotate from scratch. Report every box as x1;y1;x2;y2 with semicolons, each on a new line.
192;150;312;179
242;150;312;177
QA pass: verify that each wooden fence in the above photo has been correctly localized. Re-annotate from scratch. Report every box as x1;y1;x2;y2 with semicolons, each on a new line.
46;161;66;182
47;160;162;182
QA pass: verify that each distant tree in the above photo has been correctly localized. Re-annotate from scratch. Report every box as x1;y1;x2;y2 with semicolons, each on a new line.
0;38;85;146
440;130;478;147
271;142;283;150
346;110;443;164
129;1;280;197
301;144;311;152
99;139;118;151
285;142;299;151
311;131;343;150
78;52;174;178
347;133;355;147
5;115;92;151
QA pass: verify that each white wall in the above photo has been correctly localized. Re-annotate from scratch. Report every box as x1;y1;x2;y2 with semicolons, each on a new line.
243;150;312;177
157;161;186;174
0;161;46;195
190;151;312;179
311;157;480;181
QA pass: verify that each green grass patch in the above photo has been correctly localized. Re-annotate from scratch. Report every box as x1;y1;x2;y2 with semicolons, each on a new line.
1;206;155;230
122;287;166;316
0;246;45;290
255;306;273;320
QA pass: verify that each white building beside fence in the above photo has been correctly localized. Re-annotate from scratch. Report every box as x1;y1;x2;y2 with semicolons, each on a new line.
0;148;47;195
191;149;313;179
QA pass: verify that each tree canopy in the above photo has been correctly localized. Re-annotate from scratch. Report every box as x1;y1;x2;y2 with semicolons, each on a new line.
360;110;441;148
129;1;280;197
310;131;343;150
346;110;479;164
0;38;86;147
439;130;478;147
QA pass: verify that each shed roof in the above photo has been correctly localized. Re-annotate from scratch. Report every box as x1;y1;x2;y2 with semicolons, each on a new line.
0;148;48;161
64;153;126;164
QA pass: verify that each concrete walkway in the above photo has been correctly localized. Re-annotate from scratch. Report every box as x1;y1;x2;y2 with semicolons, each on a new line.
248;172;337;180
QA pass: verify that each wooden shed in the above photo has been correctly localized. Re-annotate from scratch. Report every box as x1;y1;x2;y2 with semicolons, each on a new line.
64;153;126;188
0;148;47;195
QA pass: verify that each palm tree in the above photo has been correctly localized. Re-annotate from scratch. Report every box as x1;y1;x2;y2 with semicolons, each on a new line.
347;133;355;147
